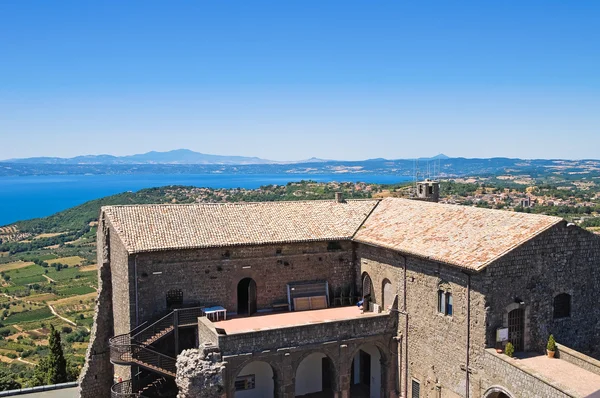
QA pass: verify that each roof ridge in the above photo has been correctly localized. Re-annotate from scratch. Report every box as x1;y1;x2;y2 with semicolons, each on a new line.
102;198;380;209
382;197;564;222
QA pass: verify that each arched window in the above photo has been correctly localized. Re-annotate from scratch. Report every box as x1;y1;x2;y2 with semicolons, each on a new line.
362;273;373;301
553;293;571;319
382;279;393;310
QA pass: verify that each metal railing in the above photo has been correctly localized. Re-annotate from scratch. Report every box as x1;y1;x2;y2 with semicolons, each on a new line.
131;307;205;346
109;306;206;378
109;340;177;376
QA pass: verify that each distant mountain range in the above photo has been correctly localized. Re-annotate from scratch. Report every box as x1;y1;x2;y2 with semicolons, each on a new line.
0;149;447;165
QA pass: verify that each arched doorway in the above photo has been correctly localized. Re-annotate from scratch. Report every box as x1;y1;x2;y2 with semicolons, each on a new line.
350;344;384;398
295;352;336;397
237;278;257;316
234;361;275;398
483;386;513;398
487;393;510;398
508;308;525;352
382;279;393;311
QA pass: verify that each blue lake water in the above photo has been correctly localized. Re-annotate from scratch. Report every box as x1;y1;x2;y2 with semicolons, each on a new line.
0;173;410;226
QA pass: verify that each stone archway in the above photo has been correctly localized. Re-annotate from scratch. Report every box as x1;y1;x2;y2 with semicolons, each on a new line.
483;386;514;398
237;278;257;315
234;361;276;398
348;343;387;398
295;352;337;397
362;272;374;303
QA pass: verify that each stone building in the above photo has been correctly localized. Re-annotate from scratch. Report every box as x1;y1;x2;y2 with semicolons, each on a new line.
79;194;600;398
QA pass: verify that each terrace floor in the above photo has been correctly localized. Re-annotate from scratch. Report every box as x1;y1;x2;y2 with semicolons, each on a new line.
213;306;384;334
518;352;600;397
496;350;600;397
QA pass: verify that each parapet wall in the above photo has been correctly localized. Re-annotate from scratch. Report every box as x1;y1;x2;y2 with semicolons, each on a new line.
556;343;600;377
481;349;575;398
203;312;394;356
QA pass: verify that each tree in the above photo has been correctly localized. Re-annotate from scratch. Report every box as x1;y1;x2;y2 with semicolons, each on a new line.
34;325;67;385
0;368;21;391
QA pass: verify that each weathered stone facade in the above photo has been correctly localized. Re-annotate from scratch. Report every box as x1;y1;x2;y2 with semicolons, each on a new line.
79;199;600;398
134;241;354;324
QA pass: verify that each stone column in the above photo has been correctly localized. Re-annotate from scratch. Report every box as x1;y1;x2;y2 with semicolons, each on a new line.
281;351;295;398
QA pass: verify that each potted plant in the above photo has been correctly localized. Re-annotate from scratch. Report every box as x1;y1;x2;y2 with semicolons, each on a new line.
547;334;556;358
505;342;515;358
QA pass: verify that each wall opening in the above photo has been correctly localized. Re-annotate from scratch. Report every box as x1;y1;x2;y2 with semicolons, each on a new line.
553;293;571;319
362;272;373;303
166;289;183;309
234;361;275;398
295;352;335;397
508;308;525;352
237;278;257;316
350;344;383;398
382;279;393;311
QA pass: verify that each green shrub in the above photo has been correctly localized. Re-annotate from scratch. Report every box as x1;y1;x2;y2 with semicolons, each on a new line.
505;342;515;358
547;334;556;351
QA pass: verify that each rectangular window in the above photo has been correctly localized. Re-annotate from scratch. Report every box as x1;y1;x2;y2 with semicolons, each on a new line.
412;379;420;398
438;290;452;316
437;290;445;314
234;375;255;391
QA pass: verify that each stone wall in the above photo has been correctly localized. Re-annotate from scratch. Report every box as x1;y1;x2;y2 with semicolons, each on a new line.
198;316;219;347
480;349;575;398
107;217;135;382
134;241;355;324
78;213;115;398
221;334;397;398
484;222;600;357
356;243;489;398
556;343;600;377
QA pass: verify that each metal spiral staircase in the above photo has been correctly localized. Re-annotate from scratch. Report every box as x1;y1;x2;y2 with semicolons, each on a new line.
109;307;205;397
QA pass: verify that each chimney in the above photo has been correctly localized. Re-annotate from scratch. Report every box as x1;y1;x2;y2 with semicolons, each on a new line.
335;192;344;203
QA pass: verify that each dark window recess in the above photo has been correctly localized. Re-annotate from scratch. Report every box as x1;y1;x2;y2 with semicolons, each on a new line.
428;186;434;195
437;290;453;316
166;289;183;308
327;241;342;251
553;293;571;319
412;380;420;398
276;248;282;255
222;251;230;259
234;375;255;391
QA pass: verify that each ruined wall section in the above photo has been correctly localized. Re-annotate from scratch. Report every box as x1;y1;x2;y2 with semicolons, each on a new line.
78;211;115;398
484;222;600;357
134;241;355;324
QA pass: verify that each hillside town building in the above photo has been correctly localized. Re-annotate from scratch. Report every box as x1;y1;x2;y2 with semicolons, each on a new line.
79;184;600;398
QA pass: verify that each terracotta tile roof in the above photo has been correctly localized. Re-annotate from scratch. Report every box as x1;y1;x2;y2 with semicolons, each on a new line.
353;198;563;270
103;200;379;253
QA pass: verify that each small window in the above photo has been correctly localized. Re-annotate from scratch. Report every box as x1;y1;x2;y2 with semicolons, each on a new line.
327;241;342;251
437;290;452;316
276;248;282;255
428;185;433;195
411;379;420;398
234;374;255;391
166;289;183;308
553;293;571;319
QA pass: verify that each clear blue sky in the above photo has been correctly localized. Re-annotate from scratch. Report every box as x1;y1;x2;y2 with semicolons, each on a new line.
0;1;598;161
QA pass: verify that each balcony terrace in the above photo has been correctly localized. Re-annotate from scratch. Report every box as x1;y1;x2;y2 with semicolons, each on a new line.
198;306;394;356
